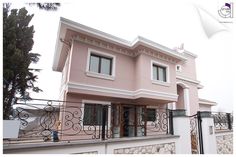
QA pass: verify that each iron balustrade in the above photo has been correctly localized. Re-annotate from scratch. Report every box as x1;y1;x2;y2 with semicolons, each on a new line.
5;98;174;144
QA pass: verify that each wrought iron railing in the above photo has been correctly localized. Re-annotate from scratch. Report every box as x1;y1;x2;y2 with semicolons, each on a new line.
4;98;174;144
212;112;233;131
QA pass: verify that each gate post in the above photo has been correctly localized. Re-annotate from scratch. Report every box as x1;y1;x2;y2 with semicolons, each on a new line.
172;109;192;154
199;111;217;154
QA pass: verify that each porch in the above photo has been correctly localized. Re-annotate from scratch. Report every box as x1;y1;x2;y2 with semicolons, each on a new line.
4;98;174;144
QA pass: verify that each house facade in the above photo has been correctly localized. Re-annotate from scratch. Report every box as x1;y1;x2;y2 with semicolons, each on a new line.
4;17;233;155
52;17;216;139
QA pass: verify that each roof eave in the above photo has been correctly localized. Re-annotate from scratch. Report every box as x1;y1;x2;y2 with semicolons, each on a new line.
53;17;188;71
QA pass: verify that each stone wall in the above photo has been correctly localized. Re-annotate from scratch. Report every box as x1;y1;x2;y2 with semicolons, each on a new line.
216;133;233;154
114;142;175;154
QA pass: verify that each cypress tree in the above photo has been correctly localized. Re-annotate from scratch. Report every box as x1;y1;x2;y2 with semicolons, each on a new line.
3;4;41;119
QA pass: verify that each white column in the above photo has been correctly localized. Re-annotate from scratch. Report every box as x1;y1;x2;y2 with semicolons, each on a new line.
167;102;176;110
172;102;176;110
201;115;217;154
183;88;190;116
173;115;192;154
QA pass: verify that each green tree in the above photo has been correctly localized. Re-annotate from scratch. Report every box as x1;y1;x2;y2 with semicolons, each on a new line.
3;4;42;119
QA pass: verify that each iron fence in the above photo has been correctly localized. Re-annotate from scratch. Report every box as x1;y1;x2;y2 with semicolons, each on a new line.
212;112;233;131
4;98;174;144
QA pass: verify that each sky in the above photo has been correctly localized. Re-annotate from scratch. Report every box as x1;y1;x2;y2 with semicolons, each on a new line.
4;0;236;112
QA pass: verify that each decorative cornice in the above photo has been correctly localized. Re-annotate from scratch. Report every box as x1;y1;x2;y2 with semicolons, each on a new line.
73;34;178;64
136;48;178;64
73;35;134;57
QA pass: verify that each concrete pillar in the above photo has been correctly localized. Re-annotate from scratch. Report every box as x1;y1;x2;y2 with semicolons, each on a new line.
199;112;217;154
172;110;191;154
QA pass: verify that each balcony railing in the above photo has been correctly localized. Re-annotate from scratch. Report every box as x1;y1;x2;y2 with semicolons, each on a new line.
4;98;174;144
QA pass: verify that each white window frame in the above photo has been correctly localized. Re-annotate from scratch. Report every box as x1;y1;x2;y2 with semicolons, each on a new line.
81;100;111;129
176;64;182;72
151;60;170;86
86;48;116;80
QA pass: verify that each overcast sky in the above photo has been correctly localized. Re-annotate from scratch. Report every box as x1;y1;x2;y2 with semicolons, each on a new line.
6;0;235;112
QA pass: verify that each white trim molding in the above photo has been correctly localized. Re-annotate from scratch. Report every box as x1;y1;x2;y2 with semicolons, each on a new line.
67;82;178;100
151;60;170;87
176;75;200;84
86;48;116;80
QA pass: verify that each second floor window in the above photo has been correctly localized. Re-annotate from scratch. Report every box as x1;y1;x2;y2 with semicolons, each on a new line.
89;54;112;75
153;64;167;82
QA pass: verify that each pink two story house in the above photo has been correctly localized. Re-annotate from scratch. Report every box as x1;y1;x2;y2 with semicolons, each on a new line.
52;17;216;139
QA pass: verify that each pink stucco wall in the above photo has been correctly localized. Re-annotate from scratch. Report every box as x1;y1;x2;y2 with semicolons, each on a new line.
58;32;200;114
176;54;197;80
66;40;177;101
69;41;135;91
188;83;199;115
135;53;176;93
176;85;184;109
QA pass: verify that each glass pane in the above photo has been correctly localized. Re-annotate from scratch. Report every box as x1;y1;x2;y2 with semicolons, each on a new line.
84;104;93;125
89;55;99;73
153;65;157;80
147;109;156;121
101;57;111;75
158;66;166;82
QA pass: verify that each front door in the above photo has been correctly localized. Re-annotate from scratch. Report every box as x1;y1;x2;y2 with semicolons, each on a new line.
122;106;135;137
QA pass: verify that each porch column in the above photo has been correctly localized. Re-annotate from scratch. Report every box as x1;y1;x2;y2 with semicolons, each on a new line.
172;110;191;154
183;88;190;116
168;102;176;110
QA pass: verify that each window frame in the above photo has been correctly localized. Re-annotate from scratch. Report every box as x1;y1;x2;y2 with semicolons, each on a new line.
82;100;111;127
151;60;170;86
86;48;116;80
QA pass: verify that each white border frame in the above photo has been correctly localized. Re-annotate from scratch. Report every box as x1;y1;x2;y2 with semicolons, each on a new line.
86;48;116;80
151;60;170;86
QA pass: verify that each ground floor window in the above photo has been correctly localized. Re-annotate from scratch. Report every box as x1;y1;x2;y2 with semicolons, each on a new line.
83;104;108;125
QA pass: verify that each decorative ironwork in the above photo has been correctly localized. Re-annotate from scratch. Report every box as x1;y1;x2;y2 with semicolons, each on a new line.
212;112;233;131
189;112;204;154
146;108;169;134
13;99;103;141
9;98;173;144
190;115;199;154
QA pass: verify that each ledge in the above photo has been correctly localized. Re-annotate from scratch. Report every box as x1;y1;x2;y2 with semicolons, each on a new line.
3;134;179;151
85;71;115;80
152;80;171;87
215;130;233;134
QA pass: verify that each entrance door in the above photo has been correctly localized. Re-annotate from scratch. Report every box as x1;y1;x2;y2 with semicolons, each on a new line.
122;106;135;137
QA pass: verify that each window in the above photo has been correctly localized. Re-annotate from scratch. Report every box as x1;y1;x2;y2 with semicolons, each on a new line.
86;49;116;80
83;104;108;125
147;109;156;121
153;64;167;82
176;65;182;72
89;54;112;75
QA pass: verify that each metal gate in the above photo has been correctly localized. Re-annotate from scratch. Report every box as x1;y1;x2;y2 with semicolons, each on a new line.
190;111;204;154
